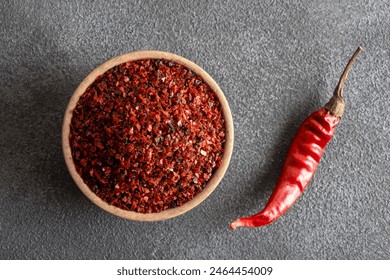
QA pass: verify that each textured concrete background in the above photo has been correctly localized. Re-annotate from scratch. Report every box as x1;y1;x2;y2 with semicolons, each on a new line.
1;0;389;259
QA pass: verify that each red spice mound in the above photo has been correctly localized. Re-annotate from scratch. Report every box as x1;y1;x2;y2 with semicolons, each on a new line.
69;59;226;213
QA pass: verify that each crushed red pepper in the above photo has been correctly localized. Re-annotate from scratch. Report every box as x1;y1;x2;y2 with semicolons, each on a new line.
69;59;226;213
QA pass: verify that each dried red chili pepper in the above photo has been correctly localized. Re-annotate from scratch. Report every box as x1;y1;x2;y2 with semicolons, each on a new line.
231;47;363;229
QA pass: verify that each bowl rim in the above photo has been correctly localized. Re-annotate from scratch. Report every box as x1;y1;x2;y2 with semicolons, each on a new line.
62;50;234;221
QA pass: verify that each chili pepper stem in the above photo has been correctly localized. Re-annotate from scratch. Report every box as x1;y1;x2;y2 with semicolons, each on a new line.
324;46;363;118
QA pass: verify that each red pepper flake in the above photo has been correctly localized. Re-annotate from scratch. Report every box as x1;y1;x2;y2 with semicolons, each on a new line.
69;59;226;213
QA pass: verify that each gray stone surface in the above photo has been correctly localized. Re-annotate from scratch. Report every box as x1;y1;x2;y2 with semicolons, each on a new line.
1;0;389;260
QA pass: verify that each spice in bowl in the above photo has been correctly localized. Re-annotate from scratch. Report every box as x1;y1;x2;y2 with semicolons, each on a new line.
68;58;227;214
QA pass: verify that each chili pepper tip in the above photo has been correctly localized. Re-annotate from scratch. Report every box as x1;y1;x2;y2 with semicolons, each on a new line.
230;221;238;231
230;214;274;229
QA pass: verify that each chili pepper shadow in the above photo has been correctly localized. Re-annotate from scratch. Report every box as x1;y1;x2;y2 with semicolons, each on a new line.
0;28;96;220
221;80;326;228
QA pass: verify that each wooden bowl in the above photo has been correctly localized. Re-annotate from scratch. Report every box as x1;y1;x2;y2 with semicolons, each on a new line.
62;50;234;221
